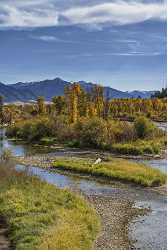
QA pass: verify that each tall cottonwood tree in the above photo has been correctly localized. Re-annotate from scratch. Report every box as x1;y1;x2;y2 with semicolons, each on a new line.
64;83;105;122
52;96;66;116
92;85;104;117
37;96;46;114
65;83;82;123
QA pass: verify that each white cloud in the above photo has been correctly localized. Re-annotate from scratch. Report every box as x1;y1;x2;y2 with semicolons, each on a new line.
0;0;59;29
33;35;59;41
64;51;162;58
104;52;162;56
31;35;92;44
1;1;167;29
63;1;167;26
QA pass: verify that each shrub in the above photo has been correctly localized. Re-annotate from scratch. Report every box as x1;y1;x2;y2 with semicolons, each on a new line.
6;125;19;138
75;117;108;148
67;139;80;148
108;121;136;142
142;145;154;154
74;118;136;148
6;118;52;142
49;115;74;142
151;144;160;154
134;116;156;138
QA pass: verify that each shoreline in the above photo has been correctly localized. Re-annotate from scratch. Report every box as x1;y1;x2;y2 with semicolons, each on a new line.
15;154;150;250
88;195;145;250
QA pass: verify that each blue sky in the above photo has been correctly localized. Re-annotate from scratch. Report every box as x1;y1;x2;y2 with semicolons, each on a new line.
1;1;167;90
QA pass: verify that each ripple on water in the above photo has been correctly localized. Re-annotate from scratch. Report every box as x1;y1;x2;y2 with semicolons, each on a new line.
129;198;167;250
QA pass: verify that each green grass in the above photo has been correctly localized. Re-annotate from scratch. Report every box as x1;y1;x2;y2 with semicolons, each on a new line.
110;136;167;156
110;142;160;155
52;157;167;187
0;165;99;250
39;137;57;145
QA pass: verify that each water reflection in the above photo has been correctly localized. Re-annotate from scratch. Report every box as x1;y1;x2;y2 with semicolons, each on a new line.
16;164;124;196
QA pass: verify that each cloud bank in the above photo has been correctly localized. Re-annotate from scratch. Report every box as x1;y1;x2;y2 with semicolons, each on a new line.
1;0;167;29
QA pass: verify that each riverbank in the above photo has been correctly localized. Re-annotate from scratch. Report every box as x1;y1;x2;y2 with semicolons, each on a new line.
0;164;99;250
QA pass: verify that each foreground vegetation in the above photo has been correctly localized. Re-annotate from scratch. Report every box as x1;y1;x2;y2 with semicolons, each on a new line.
52;157;167;187
0;163;99;250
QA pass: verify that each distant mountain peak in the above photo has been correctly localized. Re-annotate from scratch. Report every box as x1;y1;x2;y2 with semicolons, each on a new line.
0;77;155;103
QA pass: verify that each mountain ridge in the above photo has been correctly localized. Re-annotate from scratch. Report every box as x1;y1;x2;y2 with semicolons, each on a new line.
0;78;155;103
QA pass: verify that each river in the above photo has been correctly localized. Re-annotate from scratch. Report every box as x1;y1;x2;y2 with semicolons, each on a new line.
0;129;167;249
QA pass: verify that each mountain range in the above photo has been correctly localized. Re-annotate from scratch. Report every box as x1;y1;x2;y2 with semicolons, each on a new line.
0;78;155;103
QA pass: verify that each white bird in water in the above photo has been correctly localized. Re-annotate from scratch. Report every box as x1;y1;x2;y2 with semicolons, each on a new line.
94;158;102;165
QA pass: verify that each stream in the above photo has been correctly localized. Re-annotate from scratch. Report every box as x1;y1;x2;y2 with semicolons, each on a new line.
1;129;167;249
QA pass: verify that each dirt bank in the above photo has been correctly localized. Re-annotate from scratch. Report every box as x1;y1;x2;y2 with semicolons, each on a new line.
0;218;10;250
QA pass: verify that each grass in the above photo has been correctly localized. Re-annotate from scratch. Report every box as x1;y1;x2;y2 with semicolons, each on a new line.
110;136;167;156
0;164;99;250
110;142;160;155
39;137;58;145
52;157;167;187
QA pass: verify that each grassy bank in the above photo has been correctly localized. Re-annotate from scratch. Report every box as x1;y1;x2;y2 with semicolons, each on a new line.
110;135;167;156
52;158;167;187
0;164;99;250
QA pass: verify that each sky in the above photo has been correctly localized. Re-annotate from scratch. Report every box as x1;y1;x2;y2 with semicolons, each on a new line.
1;1;167;90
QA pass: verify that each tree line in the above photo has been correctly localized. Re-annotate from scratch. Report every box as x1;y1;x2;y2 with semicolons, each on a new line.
1;83;167;125
152;87;167;98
